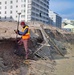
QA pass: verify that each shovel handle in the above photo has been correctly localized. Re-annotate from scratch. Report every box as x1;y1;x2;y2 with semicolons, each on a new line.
16;13;21;39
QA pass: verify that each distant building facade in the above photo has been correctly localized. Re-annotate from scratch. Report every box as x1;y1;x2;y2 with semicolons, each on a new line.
62;24;74;33
48;10;62;28
63;19;71;24
63;19;74;26
0;0;49;24
62;19;74;33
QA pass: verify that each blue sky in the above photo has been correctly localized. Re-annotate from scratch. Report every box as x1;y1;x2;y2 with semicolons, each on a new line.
50;0;74;20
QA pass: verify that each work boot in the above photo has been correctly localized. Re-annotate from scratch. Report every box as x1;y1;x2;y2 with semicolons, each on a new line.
23;59;31;65
25;49;32;59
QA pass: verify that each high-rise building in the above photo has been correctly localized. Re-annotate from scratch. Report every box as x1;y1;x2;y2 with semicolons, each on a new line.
49;10;62;28
0;0;49;24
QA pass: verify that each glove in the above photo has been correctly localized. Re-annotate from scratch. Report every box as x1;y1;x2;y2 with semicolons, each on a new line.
14;30;19;34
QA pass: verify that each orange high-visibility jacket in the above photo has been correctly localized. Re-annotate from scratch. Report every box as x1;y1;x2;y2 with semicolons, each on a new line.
22;26;30;40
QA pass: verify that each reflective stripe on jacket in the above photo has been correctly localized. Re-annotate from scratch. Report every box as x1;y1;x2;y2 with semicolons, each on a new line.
22;26;30;40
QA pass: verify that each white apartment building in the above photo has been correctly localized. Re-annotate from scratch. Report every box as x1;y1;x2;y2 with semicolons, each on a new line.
0;0;49;24
49;10;62;28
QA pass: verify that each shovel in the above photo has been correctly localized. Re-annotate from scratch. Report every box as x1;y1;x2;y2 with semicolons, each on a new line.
14;13;25;56
16;13;21;39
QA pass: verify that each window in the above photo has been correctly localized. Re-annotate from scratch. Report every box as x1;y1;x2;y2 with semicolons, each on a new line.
10;11;12;14
16;11;18;13
10;1;13;4
10;16;12;19
21;10;25;12
21;0;26;2
5;11;7;14
24;0;26;2
27;15;31;18
10;6;13;9
0;7;1;9
16;0;18;2
28;9;31;13
28;0;31;3
5;6;7;9
16;5;18;8
39;12;42;17
36;14;39;16
0;2;1;5
21;15;25;18
36;9;39;12
31;12;35;16
5;1;7;4
32;2;36;6
31;17;35;20
5;16;6;19
28;4;31;8
16;16;17;18
21;4;25;7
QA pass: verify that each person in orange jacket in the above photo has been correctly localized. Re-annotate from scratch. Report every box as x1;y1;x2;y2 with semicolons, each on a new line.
15;21;30;59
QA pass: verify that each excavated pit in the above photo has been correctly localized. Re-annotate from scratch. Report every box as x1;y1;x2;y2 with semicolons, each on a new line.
0;40;22;71
0;21;74;75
